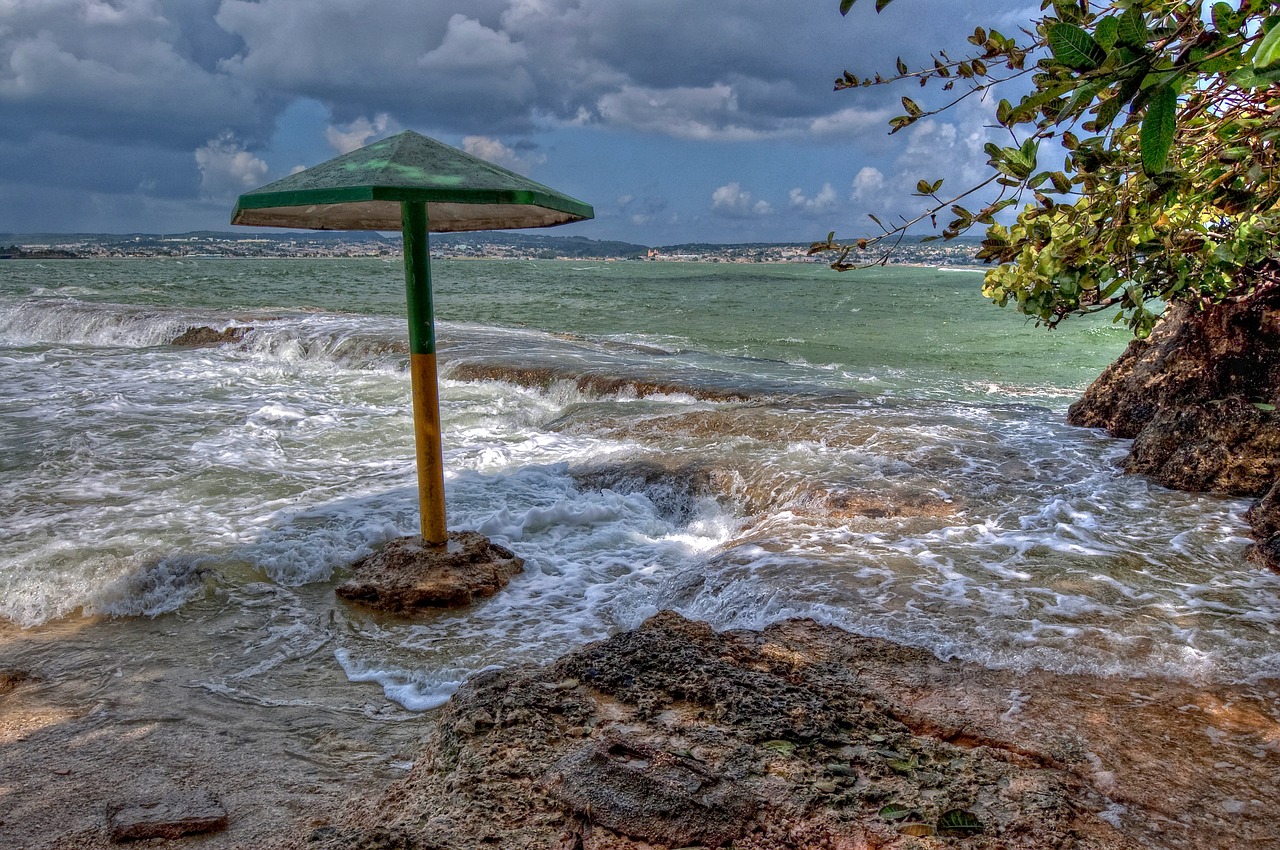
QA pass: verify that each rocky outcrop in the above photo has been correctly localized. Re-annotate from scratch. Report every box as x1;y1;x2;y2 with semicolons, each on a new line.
301;611;1152;850
1067;291;1280;565
336;532;524;613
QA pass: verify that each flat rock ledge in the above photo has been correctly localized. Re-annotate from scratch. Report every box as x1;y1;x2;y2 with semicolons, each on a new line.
335;532;523;614
300;612;1215;850
108;790;227;842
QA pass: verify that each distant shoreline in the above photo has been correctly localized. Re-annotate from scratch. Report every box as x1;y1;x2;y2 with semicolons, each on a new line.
0;253;985;271
1;230;985;267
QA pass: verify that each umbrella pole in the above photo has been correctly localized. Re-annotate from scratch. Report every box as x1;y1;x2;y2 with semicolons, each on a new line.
401;201;448;546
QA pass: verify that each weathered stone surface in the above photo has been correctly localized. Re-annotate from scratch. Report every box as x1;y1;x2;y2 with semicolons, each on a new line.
1123;398;1280;494
544;735;757;846
302;611;1142;850
169;325;248;347
0;667;33;695
335;532;523;613
1067;292;1280;566
107;789;227;842
1068;295;1280;442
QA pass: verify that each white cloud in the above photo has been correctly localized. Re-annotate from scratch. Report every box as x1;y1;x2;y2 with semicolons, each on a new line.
808;107;893;138
617;193;669;226
597;83;774;141
417;14;528;72
789;183;839;216
711;182;771;218
326;113;394;154
461;135;545;174
195;132;268;199
850;167;887;203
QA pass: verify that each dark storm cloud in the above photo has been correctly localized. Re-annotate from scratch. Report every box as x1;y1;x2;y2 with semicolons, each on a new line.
211;0;1036;139
0;0;1036;149
0;0;265;147
0;0;1038;234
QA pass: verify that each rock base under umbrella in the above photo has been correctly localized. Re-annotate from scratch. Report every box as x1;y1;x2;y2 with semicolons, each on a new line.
336;532;523;613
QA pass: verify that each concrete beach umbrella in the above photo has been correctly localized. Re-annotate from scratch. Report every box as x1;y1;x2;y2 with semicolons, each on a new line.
231;130;593;546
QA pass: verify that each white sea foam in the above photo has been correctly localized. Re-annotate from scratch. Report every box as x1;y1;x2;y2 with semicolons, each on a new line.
4;260;1278;709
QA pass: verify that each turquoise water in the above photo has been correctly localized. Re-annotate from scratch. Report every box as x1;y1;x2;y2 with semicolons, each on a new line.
1;257;1276;708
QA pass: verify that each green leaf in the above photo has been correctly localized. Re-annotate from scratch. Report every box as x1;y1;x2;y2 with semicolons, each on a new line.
1095;16;1119;50
1229;65;1280;89
839;0;856;16
1092;95;1124;131
1140;86;1177;175
1255;22;1280;70
1254;403;1277;412
888;756;918;774
1059;81;1102;120
761;739;797;756
938;809;984;836
1052;0;1084;24
1212;2;1236;33
1049;23;1105;71
879;804;915;821
1117;6;1149;49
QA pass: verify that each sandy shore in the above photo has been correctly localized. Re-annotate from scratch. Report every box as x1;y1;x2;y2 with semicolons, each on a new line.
2;605;1279;849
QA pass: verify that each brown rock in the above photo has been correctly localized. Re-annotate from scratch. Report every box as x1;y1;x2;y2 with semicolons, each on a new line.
1123;398;1280;494
335;532;523;613
303;611;1140;850
107;789;227;842
1245;479;1280;569
169;325;248;346
1068;294;1280;442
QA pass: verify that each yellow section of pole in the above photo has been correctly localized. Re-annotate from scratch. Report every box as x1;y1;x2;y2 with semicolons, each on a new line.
409;350;448;545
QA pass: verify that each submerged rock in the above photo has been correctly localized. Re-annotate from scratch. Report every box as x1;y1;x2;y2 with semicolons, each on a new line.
302;611;1139;850
107;789;227;842
335;532;523;613
169;325;248;346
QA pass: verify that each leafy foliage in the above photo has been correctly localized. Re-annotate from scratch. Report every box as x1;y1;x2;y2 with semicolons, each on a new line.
816;0;1280;336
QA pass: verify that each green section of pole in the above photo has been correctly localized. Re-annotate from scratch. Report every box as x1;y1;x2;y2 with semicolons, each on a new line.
402;201;436;356
401;201;448;545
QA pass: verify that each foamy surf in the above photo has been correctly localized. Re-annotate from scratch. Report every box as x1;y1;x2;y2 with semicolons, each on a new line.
2;258;1278;711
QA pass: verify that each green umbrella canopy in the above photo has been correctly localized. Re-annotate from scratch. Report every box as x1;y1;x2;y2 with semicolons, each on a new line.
230;130;593;232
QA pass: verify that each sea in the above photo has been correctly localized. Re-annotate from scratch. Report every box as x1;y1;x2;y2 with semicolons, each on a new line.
2;257;1278;712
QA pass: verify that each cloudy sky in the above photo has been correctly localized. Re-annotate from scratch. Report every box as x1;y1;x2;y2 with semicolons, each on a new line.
0;0;1038;244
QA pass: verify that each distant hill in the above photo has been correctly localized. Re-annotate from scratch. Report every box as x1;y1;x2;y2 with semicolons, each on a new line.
431;231;649;258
